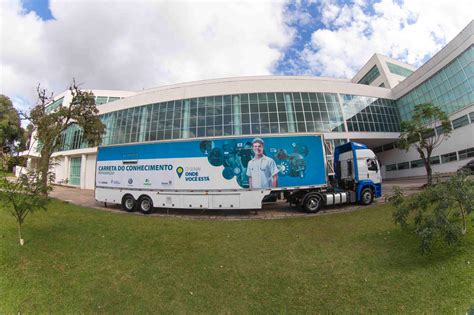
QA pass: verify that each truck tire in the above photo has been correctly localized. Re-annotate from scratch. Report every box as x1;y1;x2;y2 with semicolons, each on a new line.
303;193;322;213
138;195;154;214
359;188;373;205
122;194;136;212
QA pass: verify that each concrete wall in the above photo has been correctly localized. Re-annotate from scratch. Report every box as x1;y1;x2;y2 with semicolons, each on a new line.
52;156;67;184
84;154;97;189
378;105;473;179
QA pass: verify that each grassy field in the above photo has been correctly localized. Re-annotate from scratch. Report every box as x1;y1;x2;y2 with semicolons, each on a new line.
1;200;473;313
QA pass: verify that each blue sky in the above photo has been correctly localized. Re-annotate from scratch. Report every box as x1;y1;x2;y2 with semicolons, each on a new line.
20;0;54;20
1;0;472;111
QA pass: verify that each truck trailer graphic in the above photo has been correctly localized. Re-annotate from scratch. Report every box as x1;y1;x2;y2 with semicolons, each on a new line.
95;134;382;213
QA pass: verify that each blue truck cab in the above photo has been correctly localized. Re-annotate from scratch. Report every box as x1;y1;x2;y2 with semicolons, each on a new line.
334;142;382;205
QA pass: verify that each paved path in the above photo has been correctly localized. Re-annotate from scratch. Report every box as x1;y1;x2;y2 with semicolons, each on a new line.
49;177;426;220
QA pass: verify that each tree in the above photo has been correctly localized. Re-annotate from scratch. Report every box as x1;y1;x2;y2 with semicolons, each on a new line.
0;152;50;246
388;172;474;253
28;80;105;194
396;103;451;186
0;95;24;155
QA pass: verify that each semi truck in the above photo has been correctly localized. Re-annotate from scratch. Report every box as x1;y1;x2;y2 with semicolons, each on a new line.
95;134;382;214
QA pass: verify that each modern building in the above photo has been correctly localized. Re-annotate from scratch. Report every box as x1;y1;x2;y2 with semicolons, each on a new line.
21;21;473;189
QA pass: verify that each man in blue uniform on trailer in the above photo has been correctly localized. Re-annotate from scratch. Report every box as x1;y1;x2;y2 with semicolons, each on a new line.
246;138;279;189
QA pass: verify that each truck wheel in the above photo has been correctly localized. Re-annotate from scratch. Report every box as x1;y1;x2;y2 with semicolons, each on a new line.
122;194;136;212
359;188;373;205
138;195;154;214
303;194;322;213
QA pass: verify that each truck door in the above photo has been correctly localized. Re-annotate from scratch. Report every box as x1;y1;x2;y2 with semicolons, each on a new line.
366;158;381;184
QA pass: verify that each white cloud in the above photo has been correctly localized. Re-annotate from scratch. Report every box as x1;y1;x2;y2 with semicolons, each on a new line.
2;0;471;114
302;0;472;78
0;0;292;112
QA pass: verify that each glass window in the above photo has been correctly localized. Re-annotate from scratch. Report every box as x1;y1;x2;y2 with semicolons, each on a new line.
367;159;378;171
386;62;414;77
223;95;231;104
452;115;469;129
397;162;409;170
108;97;120;102
45;97;64;113
257;93;267;103
430;156;440;165
325;94;338;103
386;164;397;171
435;125;448;136
275;93;284;103
259;101;268;113
267;93;276;102
96;96;109;105
410;159;424;168
239;111;249;124
249;93;258;103
358;65;380;85
422;128;435;139
69;157;81;186
396;46;473;121
458;147;474;160
441;152;457;163
241;124;250;134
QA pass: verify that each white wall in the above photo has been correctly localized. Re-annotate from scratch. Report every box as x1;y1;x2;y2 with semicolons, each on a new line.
84;154;97;190
379;105;473;179
52;156;67;184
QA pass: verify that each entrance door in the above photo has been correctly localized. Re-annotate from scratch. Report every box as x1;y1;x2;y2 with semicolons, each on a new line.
69;157;81;186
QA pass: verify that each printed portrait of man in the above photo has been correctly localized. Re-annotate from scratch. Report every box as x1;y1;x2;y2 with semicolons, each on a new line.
246;138;279;189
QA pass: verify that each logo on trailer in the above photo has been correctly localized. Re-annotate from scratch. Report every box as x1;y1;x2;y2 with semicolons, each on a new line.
176;166;184;178
128;178;133;184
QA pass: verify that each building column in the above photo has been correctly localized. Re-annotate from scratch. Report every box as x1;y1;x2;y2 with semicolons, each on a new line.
232;95;242;135
64;155;70;184
80;154;87;189
284;93;296;133
138;106;149;142
337;93;349;133
182;100;190;138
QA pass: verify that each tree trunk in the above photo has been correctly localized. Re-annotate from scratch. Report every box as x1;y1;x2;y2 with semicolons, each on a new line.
425;161;433;186
423;148;433;187
39;149;52;196
18;222;24;246
418;150;432;187
460;206;467;235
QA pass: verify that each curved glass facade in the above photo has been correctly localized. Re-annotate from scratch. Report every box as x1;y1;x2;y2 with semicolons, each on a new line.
397;46;473;120
57;92;400;151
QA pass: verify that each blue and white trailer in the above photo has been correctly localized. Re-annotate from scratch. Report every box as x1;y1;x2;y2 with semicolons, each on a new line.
94;134;382;213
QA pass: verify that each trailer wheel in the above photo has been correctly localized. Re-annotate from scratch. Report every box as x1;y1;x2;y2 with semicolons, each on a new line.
138;195;154;214
359;188;373;205
303;193;322;213
122;194;136;212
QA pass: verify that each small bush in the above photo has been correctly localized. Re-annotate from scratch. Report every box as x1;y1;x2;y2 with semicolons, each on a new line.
387;172;474;253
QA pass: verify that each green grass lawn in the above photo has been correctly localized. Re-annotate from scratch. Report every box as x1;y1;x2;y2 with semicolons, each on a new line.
1;200;473;313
